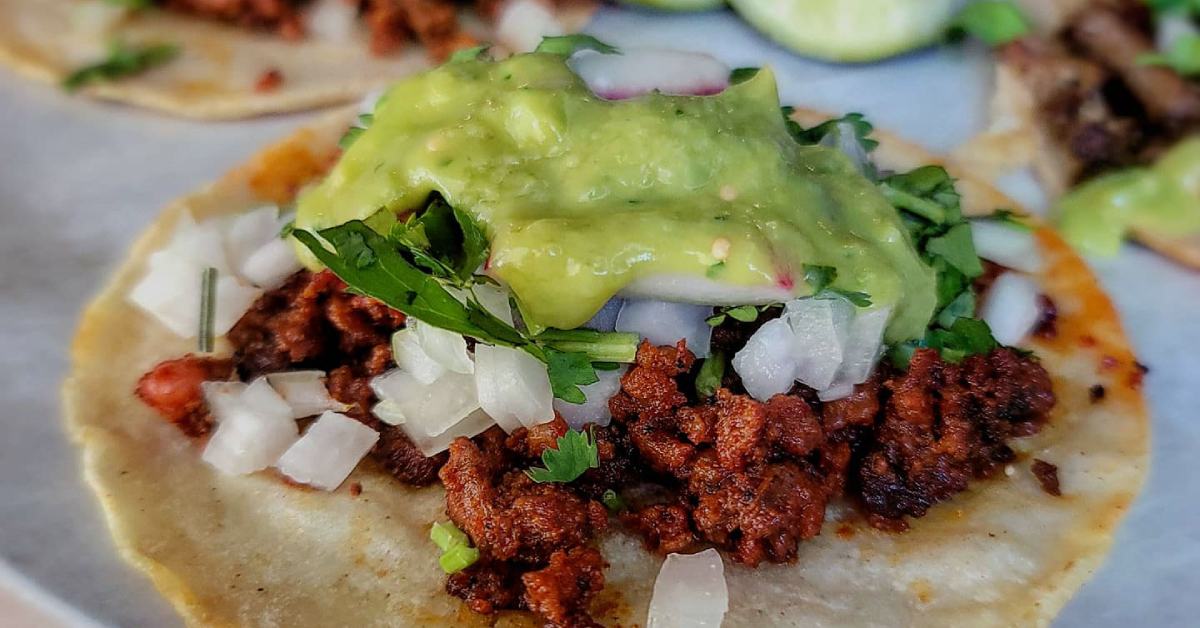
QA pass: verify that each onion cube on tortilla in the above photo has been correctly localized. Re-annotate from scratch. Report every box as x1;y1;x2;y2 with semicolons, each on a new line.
277;411;379;491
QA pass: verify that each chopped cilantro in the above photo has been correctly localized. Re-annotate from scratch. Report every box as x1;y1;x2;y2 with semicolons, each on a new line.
785;112;879;152
63;41;179;92
695;351;726;398
730;67;760;84
802;264;873;307
105;0;156;9
601;489;626;512
706;261;726;278
338;113;375;151
278;220;296;239
534;34;619;56
543;349;598;404
526;429;600;483
1138;34;1200;76
926;223;984;278
947;1;1031;46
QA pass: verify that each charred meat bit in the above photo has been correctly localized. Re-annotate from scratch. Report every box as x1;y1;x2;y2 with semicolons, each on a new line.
857;349;1056;523
1031;459;1063;496
446;559;523;615
254;68;283;92
521;547;607;628
621;503;697;554
820;374;882;438
135;355;233;437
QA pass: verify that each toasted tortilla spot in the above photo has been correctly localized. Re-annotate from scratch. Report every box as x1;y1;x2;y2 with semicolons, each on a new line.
63;107;1148;627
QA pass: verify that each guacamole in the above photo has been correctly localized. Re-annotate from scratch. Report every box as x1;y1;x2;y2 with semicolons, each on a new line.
1058;137;1200;256
295;53;936;341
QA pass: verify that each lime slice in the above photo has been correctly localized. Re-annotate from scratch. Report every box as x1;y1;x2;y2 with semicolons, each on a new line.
620;0;726;11
729;0;959;62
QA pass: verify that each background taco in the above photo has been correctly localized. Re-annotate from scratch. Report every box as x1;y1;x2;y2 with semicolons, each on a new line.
0;0;595;119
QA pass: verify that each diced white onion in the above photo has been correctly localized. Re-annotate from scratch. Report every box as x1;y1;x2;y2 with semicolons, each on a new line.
276;411;379;491
970;220;1043;273
980;272;1042;346
496;0;564;53
819;307;891;401
616;300;713;358
391;327;447;385
167;212;233;275
211;276;264;336
412;320;474;375
554;366;627;430
224;206;281;274
370;369;481;438
371;399;407;426
405;410;496;457
583;298;624;332
620;274;792;307
306;0;360;43
129;252;204;338
201;381;298;475
201;381;247;421
474;344;555;431
731;318;801;401
571;48;731;100
786;298;852;392
647;549;728;628
472;283;515;325
265;371;347;418
241;237;302;290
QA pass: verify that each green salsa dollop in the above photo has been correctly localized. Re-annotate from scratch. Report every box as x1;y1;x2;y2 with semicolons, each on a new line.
295;53;936;341
1057;137;1200;256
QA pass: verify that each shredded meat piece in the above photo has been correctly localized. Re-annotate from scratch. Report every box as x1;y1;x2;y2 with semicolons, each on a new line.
1032;459;1063;496
821;375;881;438
621;503;697;554
521;548;606;628
361;0;478;60
440;438;608;563
162;0;304;38
764;393;825;458
857;349;1055;522
135;355;233;436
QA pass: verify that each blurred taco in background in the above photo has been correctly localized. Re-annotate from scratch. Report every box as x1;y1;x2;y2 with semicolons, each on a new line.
0;0;594;118
65;42;1147;627
960;0;1200;267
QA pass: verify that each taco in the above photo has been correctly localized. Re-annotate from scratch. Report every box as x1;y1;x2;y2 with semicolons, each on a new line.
960;0;1200;267
64;42;1148;627
0;0;594;118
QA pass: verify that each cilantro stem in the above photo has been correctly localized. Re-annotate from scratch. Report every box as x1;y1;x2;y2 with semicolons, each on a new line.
535;329;640;363
878;183;947;224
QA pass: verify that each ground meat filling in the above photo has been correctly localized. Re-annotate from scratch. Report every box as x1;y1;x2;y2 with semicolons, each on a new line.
197;270;442;484
135;272;1058;626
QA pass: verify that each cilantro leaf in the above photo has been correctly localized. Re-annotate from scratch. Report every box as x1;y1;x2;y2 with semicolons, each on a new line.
706;261;726;278
879;166;961;225
947;1;1031;46
730;67;760;84
926;318;998;363
389;194;488;285
934;290;975;328
526;429;600;483
786;113;879;152
63;41;179;92
802;264;873;306
725;304;759;322
450;45;491;63
926;223;984;278
534;35;619;56
544;349;599;404
695;351;726;398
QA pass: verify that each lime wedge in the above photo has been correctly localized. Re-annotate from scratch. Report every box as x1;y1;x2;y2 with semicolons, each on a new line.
620;0;726;11
729;0;959;62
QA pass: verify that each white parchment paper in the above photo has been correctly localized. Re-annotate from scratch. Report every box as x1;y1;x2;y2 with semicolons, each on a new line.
0;7;1194;627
